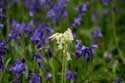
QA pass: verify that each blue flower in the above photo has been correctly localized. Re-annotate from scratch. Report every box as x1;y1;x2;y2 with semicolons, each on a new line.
47;72;53;81
73;73;77;83
0;0;5;8
101;0;110;6
123;0;125;4
92;27;103;44
0;8;6;20
66;70;72;80
74;40;97;63
34;52;44;68
29;73;41;83
0;40;7;56
24;20;34;37
46;0;68;25
76;1;90;13
114;78;121;83
47;48;54;58
10;59;26;78
0;56;4;72
70;14;83;30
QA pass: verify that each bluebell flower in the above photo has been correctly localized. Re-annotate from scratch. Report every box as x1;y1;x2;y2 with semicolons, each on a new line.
103;9;109;16
10;59;26;78
15;79;19;83
31;21;53;50
8;20;25;43
114;78;121;83
47;72;53;81
46;0;68;25
70;14;83;30
92;27;103;44
0;56;4;72
113;7;118;14
29;73;41;83
75;50;84;58
123;0;125;4
34;52;44;68
0;40;7;56
74;40;97;62
101;0;110;6
0;0;5;8
91;11;98;22
24;0;41;17
0;23;4;29
31;28;44;51
24;20;34;37
0;8;6;20
73;73;77;83
66;70;72;80
47;48;54;58
76;1;90;14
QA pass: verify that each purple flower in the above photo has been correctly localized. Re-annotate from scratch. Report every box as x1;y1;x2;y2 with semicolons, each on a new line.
24;20;34;37
0;56;4;72
47;48;54;58
24;0;41;17
8;20;25;43
123;0;125;4
70;14;83;30
0;40;7;56
114;78;121;83
34;52;44;68
0;23;4;29
113;7;118;14
31;21;53;50
103;9;109;16
47;72;53;81
92;27;103;44
0;8;6;20
0;0;5;8
73;73;77;83
76;1;90;13
105;51;112;59
101;0;110;6
10;59;26;78
46;0;68;25
29;73;41;83
66;70;72;80
74;40;97;63
91;11;98;21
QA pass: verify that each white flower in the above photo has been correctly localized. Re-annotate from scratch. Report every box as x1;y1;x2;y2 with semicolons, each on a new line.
49;28;73;50
49;28;73;60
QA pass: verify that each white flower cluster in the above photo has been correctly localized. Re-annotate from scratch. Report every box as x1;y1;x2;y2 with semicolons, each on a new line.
49;28;73;50
49;28;73;61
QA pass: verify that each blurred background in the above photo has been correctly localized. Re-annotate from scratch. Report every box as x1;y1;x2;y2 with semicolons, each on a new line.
0;0;125;83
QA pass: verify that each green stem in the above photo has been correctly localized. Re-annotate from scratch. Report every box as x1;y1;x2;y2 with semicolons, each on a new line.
49;59;56;83
40;69;45;83
62;45;67;83
111;2;125;64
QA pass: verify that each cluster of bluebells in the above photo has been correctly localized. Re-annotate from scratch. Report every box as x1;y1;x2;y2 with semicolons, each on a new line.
0;40;7;71
92;27;103;44
46;0;68;25
9;59;26;78
75;40;97;63
23;0;68;25
0;0;123;82
70;1;90;30
66;70;77;83
29;73;41;83
0;2;5;29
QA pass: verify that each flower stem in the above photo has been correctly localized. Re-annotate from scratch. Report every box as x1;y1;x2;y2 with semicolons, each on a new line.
111;2;125;65
62;45;67;83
